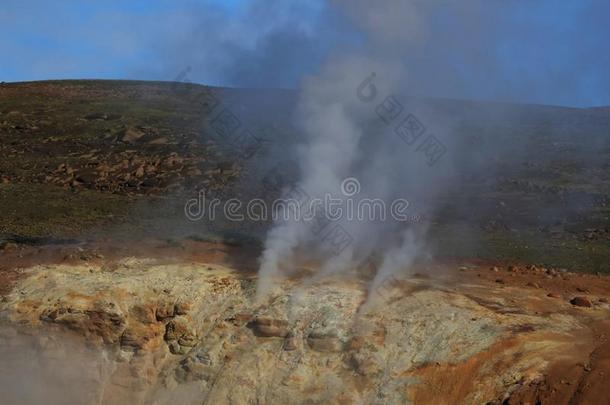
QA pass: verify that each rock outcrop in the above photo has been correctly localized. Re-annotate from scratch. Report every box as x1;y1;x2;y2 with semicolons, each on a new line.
0;255;609;404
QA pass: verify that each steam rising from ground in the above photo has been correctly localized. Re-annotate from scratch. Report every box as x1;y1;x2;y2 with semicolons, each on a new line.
257;1;455;299
0;327;116;405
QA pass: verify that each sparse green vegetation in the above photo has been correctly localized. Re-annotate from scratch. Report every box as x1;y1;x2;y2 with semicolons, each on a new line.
1;80;609;275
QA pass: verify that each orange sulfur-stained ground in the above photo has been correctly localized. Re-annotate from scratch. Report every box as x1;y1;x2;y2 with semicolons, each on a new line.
0;239;609;404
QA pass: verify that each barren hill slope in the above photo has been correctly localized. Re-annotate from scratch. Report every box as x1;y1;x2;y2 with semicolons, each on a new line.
0;81;609;404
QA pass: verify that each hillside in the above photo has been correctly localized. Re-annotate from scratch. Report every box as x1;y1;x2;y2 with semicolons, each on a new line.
0;80;609;404
0;80;609;272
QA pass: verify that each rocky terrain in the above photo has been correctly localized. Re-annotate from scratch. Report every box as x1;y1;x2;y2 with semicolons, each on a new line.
0;240;609;404
0;80;251;239
2;80;609;270
0;81;242;195
1;80;610;404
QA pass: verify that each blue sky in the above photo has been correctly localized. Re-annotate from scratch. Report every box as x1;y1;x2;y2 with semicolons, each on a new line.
1;0;609;107
0;1;248;82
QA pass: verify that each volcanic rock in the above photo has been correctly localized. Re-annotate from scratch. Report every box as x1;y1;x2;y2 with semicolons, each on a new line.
164;317;196;343
41;305;126;344
570;296;592;307
130;304;157;324
249;317;289;338
283;335;299;351
174;301;190;316
120;322;164;351
1;257;609;404
75;169;98;187
120;127;146;143
155;302;175;321
307;332;342;353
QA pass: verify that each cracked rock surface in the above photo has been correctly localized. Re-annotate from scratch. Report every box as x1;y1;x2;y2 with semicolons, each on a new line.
0;252;609;404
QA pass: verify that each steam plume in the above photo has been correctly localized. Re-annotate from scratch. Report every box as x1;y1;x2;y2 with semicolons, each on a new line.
257;1;454;298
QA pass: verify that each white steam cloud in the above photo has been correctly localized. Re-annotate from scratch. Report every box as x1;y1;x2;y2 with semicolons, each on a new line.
256;1;455;299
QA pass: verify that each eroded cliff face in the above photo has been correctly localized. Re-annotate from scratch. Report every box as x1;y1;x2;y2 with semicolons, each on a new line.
0;243;609;405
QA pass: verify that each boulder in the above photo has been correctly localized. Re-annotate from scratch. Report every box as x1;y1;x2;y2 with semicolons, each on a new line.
155;302;175;321
248;317;289;338
570;296;592;307
74;169;98;187
130;304;157;324
306;332;342;353
164;317;196;343
120;322;164;351
120;127;146;143
283;335;299;351
174;301;191;316
41;305;126;345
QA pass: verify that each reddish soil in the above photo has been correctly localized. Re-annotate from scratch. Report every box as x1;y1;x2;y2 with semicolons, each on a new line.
495;320;610;405
1;240;609;404
0;238;259;280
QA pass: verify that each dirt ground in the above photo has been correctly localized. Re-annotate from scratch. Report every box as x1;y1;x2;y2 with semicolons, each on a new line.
1;239;608;404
